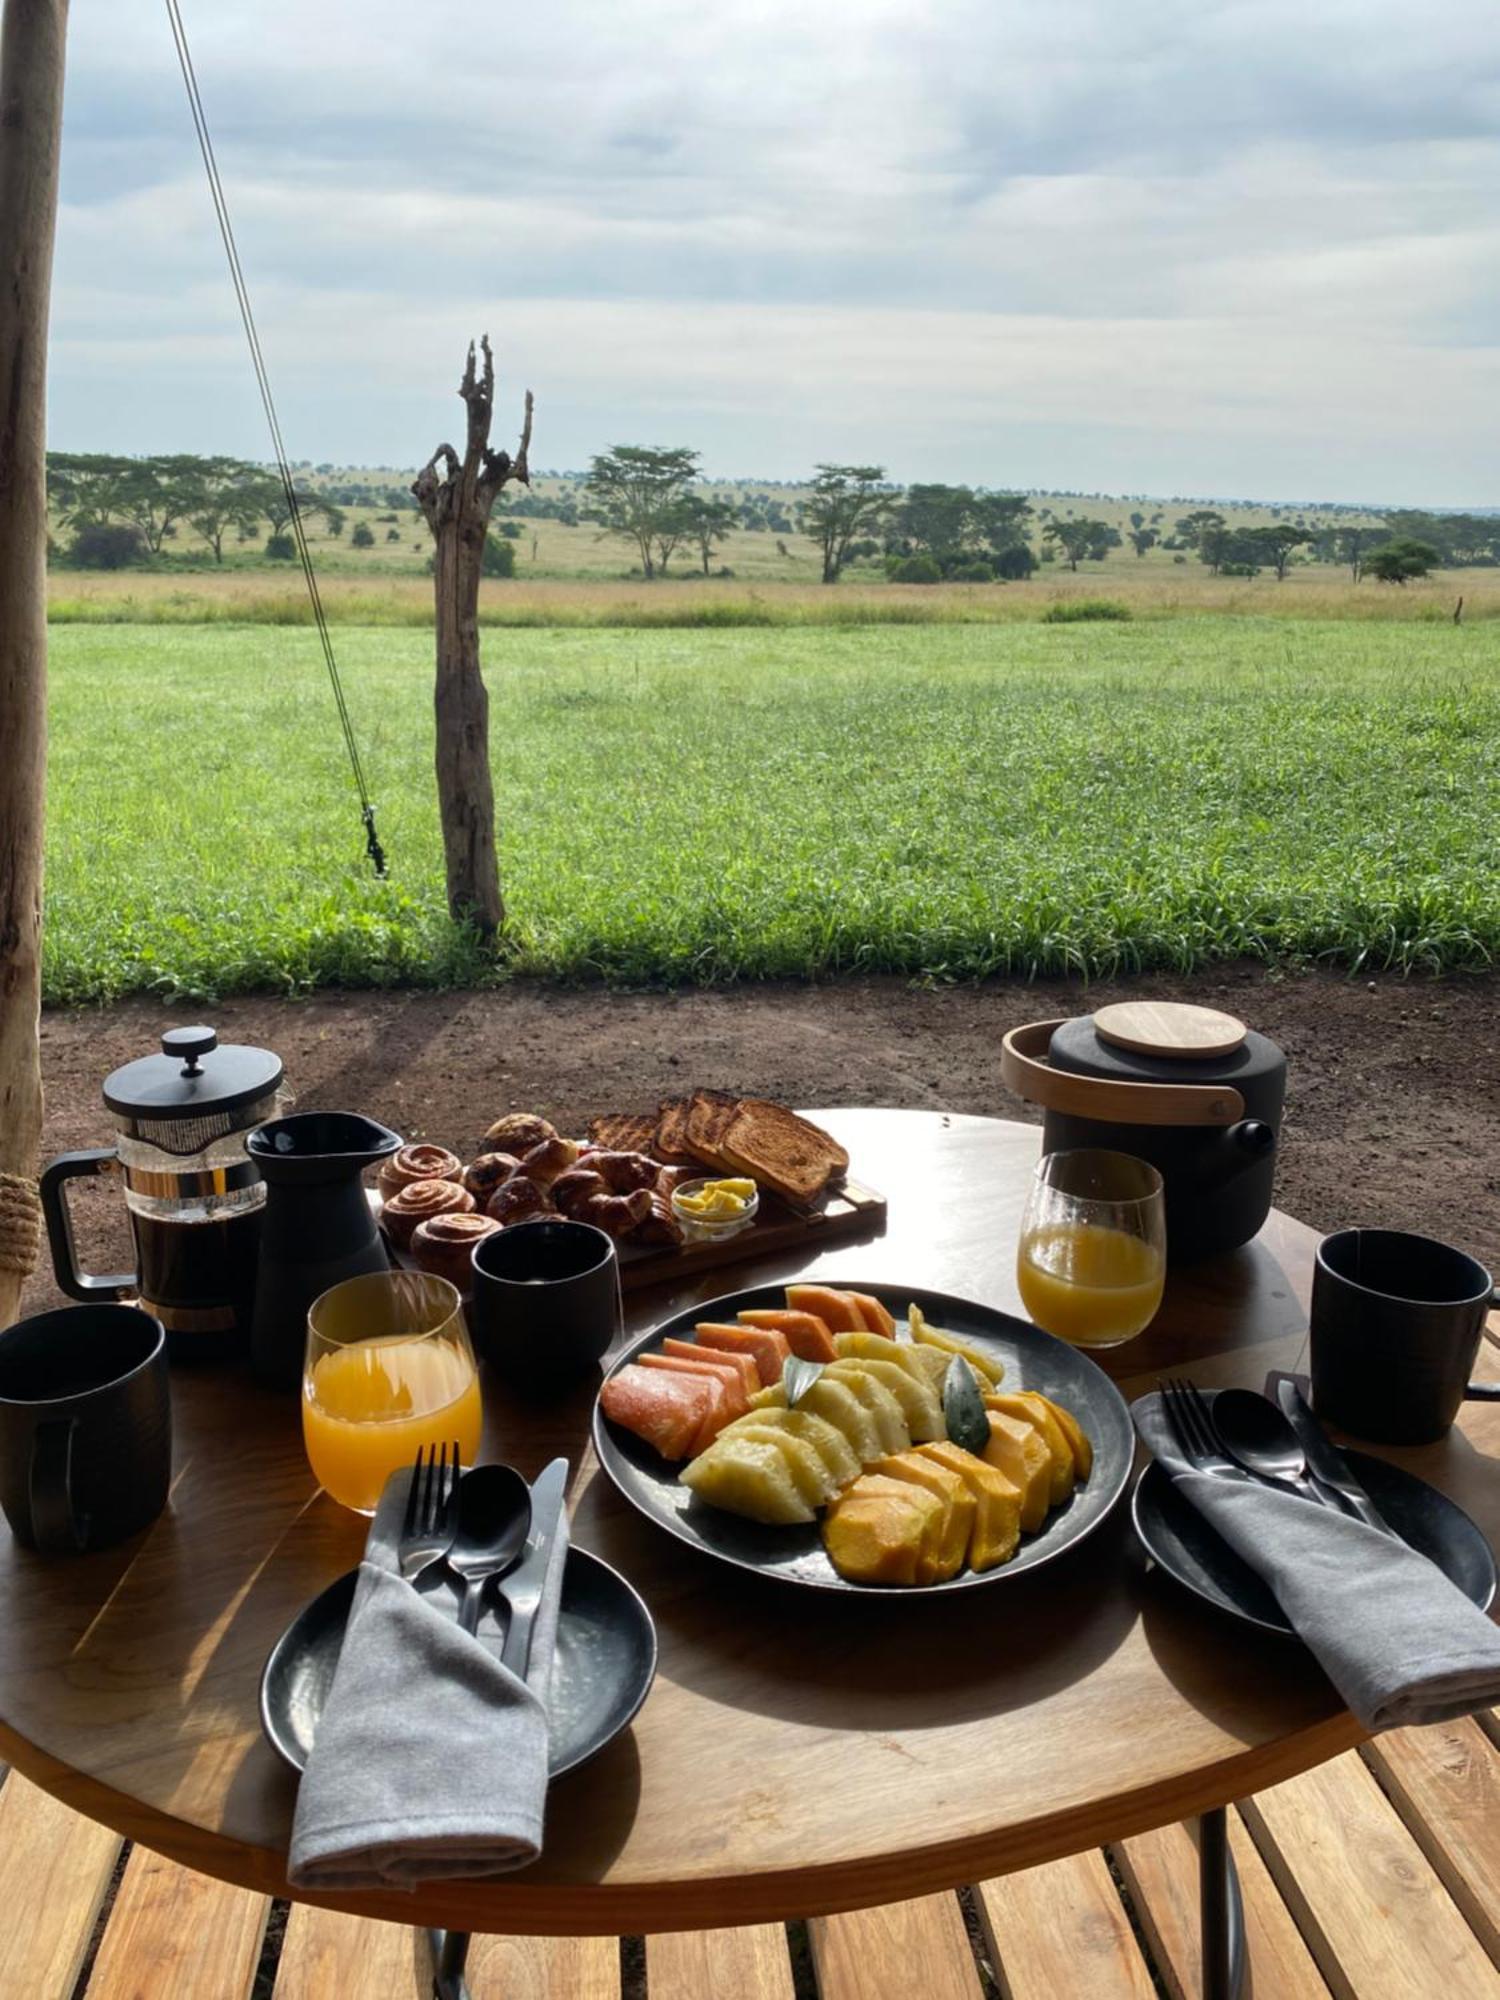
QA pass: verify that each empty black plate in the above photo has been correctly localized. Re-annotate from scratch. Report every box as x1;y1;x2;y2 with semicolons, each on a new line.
1134;1451;1496;1638
593;1278;1135;1595
260;1546;657;1777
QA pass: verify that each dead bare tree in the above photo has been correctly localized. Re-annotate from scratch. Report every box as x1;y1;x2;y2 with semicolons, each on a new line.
0;0;69;1327
413;339;532;937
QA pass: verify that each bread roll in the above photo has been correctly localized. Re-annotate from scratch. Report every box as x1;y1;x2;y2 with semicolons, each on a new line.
487;1175;554;1227
482;1114;558;1157
463;1151;522;1200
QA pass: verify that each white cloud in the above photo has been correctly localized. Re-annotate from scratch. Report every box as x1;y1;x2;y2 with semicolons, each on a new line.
44;0;1500;500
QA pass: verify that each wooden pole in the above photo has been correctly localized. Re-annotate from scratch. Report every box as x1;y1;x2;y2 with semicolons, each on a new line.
413;339;532;939
0;0;68;1327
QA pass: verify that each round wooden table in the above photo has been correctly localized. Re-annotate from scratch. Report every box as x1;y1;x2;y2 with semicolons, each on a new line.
2;1110;1497;1948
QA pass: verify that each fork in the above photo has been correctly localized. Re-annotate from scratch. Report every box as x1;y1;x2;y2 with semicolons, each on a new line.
1158;1378;1303;1500
397;1441;460;1583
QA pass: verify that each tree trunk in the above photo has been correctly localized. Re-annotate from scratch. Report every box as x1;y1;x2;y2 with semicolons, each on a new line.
0;0;67;1329
413;339;532;939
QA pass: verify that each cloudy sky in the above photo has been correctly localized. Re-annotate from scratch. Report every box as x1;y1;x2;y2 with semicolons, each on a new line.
48;0;1500;502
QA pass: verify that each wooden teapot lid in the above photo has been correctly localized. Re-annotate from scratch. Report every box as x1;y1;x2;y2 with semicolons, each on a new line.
1092;1001;1247;1061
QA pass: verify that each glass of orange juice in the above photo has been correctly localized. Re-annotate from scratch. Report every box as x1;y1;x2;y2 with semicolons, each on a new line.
1017;1149;1167;1350
303;1271;483;1513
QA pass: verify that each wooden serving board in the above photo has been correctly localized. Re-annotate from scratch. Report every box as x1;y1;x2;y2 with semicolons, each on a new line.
375;1177;887;1295
616;1176;885;1291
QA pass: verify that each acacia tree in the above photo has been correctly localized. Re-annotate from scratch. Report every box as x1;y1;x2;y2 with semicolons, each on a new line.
677;493;737;574
801;464;889;583
413;337;533;937
1248;523;1312;581
185;456;264;562
1042;517;1107;571
584;445;699;578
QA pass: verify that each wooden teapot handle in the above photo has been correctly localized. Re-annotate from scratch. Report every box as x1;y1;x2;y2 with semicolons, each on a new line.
1001;1020;1246;1128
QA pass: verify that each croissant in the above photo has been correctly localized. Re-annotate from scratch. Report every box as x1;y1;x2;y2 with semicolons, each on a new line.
378;1143;463;1204
632;1191;685;1247
550;1168;605;1218
482;1113;559;1158
517;1134;581;1187
574;1187;654;1239
463;1151;523;1201
382;1177;474;1249
487;1175;555;1227
583;1149;660;1195
409;1211;501;1287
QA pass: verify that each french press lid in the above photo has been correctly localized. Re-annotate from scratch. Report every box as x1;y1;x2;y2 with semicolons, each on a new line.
102;1027;284;1147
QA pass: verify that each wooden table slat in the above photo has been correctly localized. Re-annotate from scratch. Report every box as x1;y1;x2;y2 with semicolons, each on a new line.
1240;1751;1499;2000
274;1904;433;1997
810;1893;985;2000
975;1848;1155;2000
84;1846;270;2000
647;1923;793;2000
0;1771;122;1997
1113;1808;1331;2000
463;1932;621;1999
1360;1719;1500;1968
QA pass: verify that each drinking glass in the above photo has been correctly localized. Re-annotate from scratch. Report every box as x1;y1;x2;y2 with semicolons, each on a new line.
1017;1149;1166;1350
303;1270;483;1514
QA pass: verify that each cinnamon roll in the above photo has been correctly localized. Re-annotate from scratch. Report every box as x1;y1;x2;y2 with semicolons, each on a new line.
377;1143;463;1204
381;1176;474;1249
409;1210;501;1288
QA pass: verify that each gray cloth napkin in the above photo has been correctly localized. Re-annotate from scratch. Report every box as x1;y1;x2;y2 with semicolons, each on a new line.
1134;1392;1500;1732
287;1466;568;1891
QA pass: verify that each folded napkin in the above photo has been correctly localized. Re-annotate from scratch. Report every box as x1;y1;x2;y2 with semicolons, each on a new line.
1134;1392;1500;1732
287;1466;568;1891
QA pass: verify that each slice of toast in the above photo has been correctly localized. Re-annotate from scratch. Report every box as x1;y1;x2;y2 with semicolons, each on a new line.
653;1095;697;1166
716;1100;849;1206
682;1088;741;1170
587;1111;659;1156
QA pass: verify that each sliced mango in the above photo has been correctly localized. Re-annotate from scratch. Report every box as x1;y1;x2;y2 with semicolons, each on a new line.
987;1392;1075;1507
917;1442;1022;1571
1039;1394;1093;1481
823;1480;942;1585
874;1450;975;1582
981;1410;1051;1532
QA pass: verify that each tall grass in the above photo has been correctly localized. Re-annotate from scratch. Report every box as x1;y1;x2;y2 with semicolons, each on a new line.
43;619;1500;1003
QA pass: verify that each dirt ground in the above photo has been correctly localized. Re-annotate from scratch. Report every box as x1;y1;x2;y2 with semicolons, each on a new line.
25;965;1499;1313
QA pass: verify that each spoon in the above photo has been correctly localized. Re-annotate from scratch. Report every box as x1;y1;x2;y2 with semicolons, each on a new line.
446;1464;533;1636
1209;1389;1335;1506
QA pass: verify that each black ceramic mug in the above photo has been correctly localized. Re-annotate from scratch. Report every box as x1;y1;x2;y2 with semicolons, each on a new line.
470;1221;623;1389
1309;1228;1500;1445
0;1303;172;1553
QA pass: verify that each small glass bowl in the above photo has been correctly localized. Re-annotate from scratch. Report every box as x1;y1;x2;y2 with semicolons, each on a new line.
670;1176;760;1243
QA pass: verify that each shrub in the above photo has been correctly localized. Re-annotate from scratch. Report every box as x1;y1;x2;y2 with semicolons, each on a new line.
950;560;995;583
992;545;1037;580
1041;598;1132;623
481;535;516;578
350;522;376;549
265;533;295;561
385;527;400;542
1367;538;1441;584
1219;561;1260;578
496;520;523;539
889;553;943;584
65;523;146;569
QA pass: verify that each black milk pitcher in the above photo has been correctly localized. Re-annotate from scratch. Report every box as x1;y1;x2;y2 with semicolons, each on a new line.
246;1112;401;1390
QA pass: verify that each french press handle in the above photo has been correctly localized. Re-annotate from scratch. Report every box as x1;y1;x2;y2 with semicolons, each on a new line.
38;1150;137;1301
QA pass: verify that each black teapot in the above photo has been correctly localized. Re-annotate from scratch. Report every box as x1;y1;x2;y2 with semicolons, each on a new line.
1002;1001;1286;1263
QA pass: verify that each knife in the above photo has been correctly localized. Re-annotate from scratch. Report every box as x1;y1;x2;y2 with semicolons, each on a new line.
496;1456;569;1681
1276;1380;1396;1537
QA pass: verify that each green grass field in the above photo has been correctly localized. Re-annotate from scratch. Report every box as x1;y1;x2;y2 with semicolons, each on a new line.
44;620;1499;1004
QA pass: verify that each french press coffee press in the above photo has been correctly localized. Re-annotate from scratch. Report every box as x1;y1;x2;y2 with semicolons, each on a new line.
40;1026;287;1362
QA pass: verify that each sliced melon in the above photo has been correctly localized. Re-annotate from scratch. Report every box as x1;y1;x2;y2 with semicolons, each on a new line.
1039;1394;1093;1481
907;1304;1005;1386
847;1291;897;1338
874;1450;975;1582
981;1410;1051;1531
716;1422;841;1508
739;1405;862;1487
680;1435;815;1524
831;1355;941;1441
822;1363;911;1454
917;1442;1022;1570
987;1392;1075;1506
785;1284;866;1333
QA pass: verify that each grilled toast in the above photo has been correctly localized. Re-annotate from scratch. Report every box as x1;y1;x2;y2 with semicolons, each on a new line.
682;1088;741;1170
587;1111;660;1156
716;1099;849;1206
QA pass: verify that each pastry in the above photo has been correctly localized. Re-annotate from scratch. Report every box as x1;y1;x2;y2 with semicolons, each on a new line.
463;1151;522;1201
517;1134;580;1187
487;1175;554;1227
633;1191;685;1247
381;1176;474;1249
551;1168;652;1238
409;1211;501;1287
584;1149;660;1195
378;1143;463;1204
482;1113;559;1157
